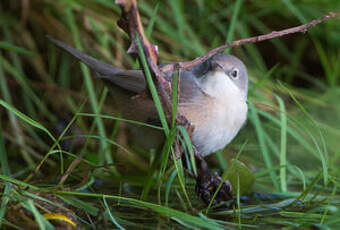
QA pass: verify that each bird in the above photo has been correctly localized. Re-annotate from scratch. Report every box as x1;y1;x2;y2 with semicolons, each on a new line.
48;36;248;157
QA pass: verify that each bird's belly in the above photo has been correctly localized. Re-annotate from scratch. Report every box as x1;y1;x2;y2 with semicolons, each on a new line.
183;100;247;157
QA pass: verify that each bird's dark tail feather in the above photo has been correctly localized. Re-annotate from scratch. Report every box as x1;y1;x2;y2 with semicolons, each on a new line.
47;35;121;76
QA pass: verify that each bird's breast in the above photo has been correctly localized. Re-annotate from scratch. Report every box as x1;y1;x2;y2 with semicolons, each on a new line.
179;94;247;157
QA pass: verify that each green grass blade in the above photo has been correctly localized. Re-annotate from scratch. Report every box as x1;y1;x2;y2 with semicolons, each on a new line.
0;107;11;177
0;41;36;56
146;1;160;39
0;185;11;228
136;34;169;135
279;82;329;184
76;113;163;130
65;8;116;171
248;99;279;190
0;174;39;190
58;195;99;216
165;169;178;206
0;100;56;143
215;150;227;170
276;95;287;192
293;166;306;190
0;56;53;120
249;64;279;96
103;197;126;230
160;128;177;176
282;0;307;23
225;0;243;53
170;149;192;209
0;121;11;228
23;199;55;230
56;191;223;230
171;69;178;128
177;126;197;176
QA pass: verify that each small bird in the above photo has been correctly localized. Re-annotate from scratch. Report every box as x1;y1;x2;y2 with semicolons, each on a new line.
49;37;248;157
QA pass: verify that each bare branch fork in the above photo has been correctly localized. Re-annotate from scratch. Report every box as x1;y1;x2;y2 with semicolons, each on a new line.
115;0;338;205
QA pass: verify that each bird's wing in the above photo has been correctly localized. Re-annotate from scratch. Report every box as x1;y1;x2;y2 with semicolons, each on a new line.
48;36;209;101
176;70;211;104
48;36;146;93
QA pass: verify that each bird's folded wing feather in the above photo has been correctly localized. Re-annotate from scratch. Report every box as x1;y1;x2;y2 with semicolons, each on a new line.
48;36;208;102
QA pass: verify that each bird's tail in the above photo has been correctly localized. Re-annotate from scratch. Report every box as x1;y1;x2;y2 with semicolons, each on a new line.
47;35;121;76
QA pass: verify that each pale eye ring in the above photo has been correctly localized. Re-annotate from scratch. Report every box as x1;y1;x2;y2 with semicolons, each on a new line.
230;68;239;79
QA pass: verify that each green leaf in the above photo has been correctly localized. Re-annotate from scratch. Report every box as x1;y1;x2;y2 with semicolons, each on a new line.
222;159;255;195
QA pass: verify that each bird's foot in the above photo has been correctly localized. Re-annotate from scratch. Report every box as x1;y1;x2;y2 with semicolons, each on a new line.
195;159;233;206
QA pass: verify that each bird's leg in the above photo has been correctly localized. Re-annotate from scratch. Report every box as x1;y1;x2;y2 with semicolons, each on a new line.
194;154;233;206
177;136;234;205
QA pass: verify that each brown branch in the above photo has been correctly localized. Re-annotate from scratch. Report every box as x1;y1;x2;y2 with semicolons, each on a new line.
115;0;172;112
161;11;340;73
115;0;190;128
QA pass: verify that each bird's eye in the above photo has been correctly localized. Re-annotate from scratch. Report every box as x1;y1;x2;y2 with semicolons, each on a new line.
230;68;239;79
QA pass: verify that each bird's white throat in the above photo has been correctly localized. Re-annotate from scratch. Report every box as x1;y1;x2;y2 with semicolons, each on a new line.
192;71;248;156
200;71;241;99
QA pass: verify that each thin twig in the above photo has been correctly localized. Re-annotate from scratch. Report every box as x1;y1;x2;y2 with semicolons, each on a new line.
116;0;173;117
161;12;339;73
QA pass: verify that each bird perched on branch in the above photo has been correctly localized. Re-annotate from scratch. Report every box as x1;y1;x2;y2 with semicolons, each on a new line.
49;37;248;157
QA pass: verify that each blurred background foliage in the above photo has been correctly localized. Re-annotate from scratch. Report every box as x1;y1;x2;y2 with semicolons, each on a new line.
0;0;340;229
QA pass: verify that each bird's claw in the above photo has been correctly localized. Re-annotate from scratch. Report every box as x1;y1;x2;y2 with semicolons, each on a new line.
195;160;233;206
